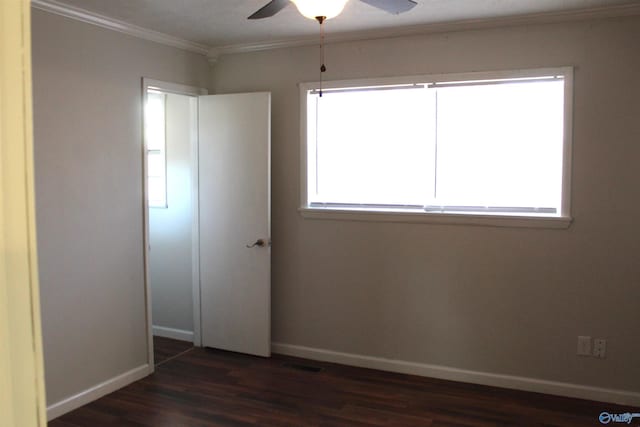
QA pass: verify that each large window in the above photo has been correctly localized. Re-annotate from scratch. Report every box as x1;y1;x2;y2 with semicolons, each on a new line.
145;90;168;208
300;68;573;227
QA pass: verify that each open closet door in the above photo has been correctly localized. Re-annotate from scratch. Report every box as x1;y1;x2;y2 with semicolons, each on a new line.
198;92;271;357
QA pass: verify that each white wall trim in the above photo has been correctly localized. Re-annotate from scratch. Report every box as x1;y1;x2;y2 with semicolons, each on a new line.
31;0;209;55
272;342;640;407
299;208;572;230
152;326;194;343
189;96;203;347
46;364;151;421
141;80;155;369
217;3;640;55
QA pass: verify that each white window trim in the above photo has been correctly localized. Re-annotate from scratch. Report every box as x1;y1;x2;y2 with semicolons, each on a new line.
298;67;574;229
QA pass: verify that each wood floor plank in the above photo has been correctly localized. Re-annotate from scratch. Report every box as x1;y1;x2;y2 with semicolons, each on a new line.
49;347;639;426
153;336;193;365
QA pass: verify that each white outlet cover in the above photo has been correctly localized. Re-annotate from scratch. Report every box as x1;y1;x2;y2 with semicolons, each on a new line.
593;338;607;358
577;336;592;356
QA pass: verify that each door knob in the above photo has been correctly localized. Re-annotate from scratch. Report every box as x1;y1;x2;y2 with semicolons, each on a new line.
246;239;265;248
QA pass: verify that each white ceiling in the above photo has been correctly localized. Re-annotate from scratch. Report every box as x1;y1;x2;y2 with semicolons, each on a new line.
49;0;639;48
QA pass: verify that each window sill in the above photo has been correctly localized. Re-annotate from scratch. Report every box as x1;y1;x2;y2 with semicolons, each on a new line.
299;207;572;229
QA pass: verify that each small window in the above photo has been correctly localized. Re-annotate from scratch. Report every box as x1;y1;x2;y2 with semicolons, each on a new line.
300;68;573;227
145;91;167;208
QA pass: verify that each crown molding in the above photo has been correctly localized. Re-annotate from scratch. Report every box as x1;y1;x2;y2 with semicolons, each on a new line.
206;48;221;66
31;0;640;59
216;3;640;55
31;0;209;55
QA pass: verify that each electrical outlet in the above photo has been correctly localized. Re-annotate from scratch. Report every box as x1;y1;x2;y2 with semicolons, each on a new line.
593;339;607;358
577;336;592;356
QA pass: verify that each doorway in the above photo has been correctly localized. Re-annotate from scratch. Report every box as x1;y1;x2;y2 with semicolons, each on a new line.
142;79;206;366
142;80;272;369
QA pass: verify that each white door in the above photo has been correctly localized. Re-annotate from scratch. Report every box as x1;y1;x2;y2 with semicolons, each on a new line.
198;92;271;357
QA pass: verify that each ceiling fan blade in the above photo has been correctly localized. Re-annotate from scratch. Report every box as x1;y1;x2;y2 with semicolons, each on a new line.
359;0;417;14
248;0;291;19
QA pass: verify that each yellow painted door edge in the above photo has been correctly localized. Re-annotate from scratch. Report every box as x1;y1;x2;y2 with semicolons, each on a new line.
0;0;48;426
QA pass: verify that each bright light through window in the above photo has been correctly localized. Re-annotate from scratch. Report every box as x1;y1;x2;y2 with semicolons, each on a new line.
303;69;571;220
434;81;564;210
145;91;167;208
309;87;434;207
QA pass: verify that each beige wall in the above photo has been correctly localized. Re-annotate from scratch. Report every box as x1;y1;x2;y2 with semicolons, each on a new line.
211;16;640;392
31;9;209;405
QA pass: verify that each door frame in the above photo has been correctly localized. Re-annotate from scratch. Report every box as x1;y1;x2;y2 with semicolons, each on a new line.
141;78;208;369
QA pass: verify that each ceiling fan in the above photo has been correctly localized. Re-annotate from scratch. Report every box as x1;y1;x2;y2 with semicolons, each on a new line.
248;0;418;21
248;0;418;96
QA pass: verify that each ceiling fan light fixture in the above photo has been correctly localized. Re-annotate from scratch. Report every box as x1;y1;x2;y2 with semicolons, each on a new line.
290;0;349;20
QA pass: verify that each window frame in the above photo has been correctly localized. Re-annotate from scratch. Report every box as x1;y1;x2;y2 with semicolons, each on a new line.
145;90;168;209
298;67;574;229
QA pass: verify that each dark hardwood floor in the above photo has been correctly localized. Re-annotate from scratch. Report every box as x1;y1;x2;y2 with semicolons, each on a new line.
153;336;194;365
50;347;637;426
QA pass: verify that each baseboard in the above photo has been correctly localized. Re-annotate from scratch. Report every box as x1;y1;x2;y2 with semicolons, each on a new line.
47;364;151;421
272;342;640;407
152;325;194;342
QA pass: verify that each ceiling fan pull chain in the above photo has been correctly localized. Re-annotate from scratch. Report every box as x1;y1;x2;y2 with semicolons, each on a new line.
316;16;327;97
